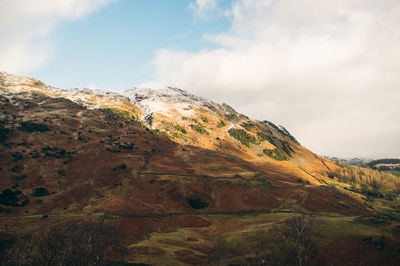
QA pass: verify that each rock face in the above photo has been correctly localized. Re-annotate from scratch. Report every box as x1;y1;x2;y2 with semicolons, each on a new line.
0;72;398;266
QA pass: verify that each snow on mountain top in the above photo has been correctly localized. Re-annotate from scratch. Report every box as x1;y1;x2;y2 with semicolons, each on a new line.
0;71;39;86
121;87;196;116
0;72;130;109
61;88;128;105
122;86;237;118
123;87;210;105
1;71;242;120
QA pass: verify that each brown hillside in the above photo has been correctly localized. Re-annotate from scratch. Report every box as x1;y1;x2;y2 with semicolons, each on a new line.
1;73;399;265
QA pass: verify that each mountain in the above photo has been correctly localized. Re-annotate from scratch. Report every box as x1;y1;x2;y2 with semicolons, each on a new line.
121;86;335;184
367;159;400;173
1;72;399;265
329;157;400;177
328;157;371;166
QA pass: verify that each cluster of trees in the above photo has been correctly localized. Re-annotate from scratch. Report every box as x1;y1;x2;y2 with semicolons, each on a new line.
0;217;126;266
207;215;321;266
331;163;400;192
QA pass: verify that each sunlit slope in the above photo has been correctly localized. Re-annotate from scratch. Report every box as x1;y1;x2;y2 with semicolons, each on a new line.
122;87;338;184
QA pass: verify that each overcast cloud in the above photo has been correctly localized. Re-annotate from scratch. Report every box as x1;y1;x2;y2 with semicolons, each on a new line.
0;0;115;73
144;0;400;158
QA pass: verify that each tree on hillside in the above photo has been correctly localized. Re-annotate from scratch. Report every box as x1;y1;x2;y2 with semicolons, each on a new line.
1;216;125;265
285;214;317;266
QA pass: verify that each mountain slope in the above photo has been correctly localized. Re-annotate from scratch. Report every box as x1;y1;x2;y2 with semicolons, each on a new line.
0;71;338;185
1;72;399;265
0;72;368;216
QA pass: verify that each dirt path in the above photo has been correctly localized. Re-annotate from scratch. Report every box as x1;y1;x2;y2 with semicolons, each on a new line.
273;184;308;212
134;171;305;189
0;209;317;220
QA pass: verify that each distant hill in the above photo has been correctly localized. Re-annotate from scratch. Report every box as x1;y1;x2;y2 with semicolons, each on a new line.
327;157;370;166
367;159;400;176
328;156;400;176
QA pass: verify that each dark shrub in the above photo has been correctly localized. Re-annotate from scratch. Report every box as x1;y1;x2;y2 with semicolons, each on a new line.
42;147;73;158
254;172;272;187
241;121;256;131
12;152;23;161
187;195;209;209
15;175;27;181
100;108;137;122
18;122;49;132
105;148;121;153
190;124;209;135
32;187;50;197
175;124;187;134
263;148;288;161
0;189;23;206
228;128;258;147
112;164;128;171
217;120;225;128
10;165;23;173
256;132;270;142
281;141;294;157
0;127;11;144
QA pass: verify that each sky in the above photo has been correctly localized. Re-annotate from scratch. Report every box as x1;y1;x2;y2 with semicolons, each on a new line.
1;0;399;159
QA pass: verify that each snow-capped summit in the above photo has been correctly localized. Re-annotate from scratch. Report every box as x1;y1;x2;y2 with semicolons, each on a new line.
0;71;133;111
121;86;243;121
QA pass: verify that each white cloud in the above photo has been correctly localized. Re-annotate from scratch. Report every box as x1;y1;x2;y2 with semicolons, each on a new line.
145;0;400;158
189;0;218;20
0;0;115;73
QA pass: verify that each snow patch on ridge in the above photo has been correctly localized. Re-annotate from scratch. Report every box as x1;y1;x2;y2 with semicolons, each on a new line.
1;72;244;123
59;88;129;109
0;72;130;110
121;86;232;118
